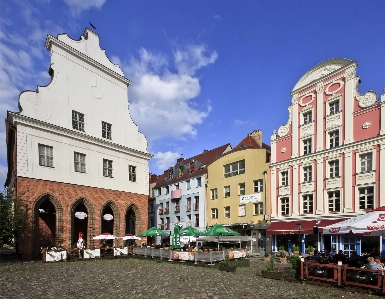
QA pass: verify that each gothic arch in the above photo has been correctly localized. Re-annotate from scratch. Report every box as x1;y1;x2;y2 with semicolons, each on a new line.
70;197;95;249
32;193;63;259
100;200;120;236
124;203;142;236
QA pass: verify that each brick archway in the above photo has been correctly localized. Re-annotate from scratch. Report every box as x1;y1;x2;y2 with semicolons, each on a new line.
70;198;94;250
100;200;120;236
125;203;142;236
32;193;63;259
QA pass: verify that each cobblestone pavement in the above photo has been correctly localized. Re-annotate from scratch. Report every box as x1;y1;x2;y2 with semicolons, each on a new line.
0;257;376;299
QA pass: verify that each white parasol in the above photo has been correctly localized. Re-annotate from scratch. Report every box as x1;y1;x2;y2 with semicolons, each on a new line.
121;235;141;240
93;233;116;240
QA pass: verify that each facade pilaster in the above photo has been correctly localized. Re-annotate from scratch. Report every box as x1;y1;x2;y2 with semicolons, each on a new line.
291;95;299;158
292;164;299;216
270;167;277;218
343;150;353;212
316;157;323;214
344;67;356;144
380;92;385;135
380;142;385;207
316;82;324;152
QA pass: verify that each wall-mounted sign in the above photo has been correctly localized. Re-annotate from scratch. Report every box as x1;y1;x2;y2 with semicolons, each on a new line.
239;205;246;217
240;193;261;204
103;214;113;221
75;212;88;219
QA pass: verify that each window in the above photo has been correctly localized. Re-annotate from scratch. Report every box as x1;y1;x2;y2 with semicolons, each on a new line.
224;160;245;178
176;216;180;223
224;186;230;197
211;208;218;219
194;196;199;210
359;187;374;210
254;179;263;192
224;206;230;218
329;101;340;115
194;214;199;228
254;203;263;215
303;111;312;125
168;167;173;179
186;180;191;190
186;198;191;211
281;171;288;186
303;194;313;214
360;153;372;172
187;214;191;226
189;162;195;173
39;144;53;167
328;191;340;212
103;159;113;177
239;183;245;195
303;165;312;182
72;110;84;131
178;166;184;177
157;188;161;196
165;186;169;195
210;188;218;199
102;121;112;139
196;177;202;187
129;165;136;182
303;138;312;155
329;130;339;148
281;197;289;216
74;152;86;173
343;236;356;257
239;205;246;216
329;160;339;178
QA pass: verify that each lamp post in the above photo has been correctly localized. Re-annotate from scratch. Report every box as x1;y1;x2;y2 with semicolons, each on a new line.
297;222;302;255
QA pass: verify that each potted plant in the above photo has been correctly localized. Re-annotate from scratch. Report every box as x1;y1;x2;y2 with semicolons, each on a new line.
279;252;287;263
263;252;271;261
307;245;315;255
219;254;236;272
261;255;284;279
288;255;301;278
278;245;285;252
292;245;300;255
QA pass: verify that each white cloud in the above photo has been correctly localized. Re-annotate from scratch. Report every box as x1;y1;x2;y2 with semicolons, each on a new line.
153;151;181;170
64;0;107;17
234;119;258;126
123;45;217;143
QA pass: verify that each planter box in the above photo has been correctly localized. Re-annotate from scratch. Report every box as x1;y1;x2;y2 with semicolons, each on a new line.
114;247;128;256
262;271;283;280
84;249;101;259
42;250;67;262
219;265;236;272
263;256;271;261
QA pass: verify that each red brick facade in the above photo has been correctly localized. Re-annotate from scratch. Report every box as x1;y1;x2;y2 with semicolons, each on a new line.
17;177;147;259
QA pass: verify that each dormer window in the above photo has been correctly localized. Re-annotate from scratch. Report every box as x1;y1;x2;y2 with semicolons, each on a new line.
178;166;184;177
168;167;173;179
189;162;195;173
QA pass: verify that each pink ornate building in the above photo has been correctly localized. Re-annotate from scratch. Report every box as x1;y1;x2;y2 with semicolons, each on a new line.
268;58;385;254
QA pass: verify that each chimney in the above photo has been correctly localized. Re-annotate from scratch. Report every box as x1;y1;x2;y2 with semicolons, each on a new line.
249;129;262;148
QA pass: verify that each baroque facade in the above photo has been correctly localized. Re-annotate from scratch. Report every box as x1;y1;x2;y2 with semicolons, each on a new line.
5;28;151;259
269;58;385;254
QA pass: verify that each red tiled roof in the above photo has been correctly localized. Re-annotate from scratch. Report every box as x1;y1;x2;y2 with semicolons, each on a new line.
155;143;231;187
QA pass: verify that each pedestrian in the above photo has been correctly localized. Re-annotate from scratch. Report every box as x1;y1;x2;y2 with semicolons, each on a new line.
77;232;84;258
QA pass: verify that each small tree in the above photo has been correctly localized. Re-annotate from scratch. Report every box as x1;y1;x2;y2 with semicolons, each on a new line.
0;192;29;247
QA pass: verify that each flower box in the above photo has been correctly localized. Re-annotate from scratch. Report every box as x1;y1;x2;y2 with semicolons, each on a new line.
84;249;100;259
114;247;128;256
261;271;283;280
42;250;67;262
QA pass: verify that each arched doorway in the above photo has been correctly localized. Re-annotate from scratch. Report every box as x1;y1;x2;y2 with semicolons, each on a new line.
72;202;88;248
37;198;56;249
125;208;136;235
101;205;114;235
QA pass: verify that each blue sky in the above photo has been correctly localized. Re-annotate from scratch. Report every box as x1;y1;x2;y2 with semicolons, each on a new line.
0;0;384;184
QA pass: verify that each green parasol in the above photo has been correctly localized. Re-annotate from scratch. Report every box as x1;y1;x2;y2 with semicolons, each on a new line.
139;227;170;237
180;226;202;236
202;224;240;250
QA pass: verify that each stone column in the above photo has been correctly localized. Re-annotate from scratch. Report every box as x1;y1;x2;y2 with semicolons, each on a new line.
344;67;356;144
316;82;324;152
344;150;353;212
291;96;299;158
316;157;324;214
292;164;299;216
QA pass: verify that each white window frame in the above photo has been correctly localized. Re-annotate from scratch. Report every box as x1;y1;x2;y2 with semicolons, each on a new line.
224;186;230;198
72;110;85;131
102;121;112;139
129;165;136;182
74;152;86;173
186;180;191;190
303;111;312;125
210;188;218;199
329;100;340;115
329;130;340;148
281;170;289;186
303;138;312;155
254;203;263;215
224;160;245;178
103;159;113;178
280;197;290;216
303;165;312;182
38;144;54;167
239;183;245;195
328;190;341;213
358;186;374;210
165;186;169;195
302;194;313;214
211;208;218;219
328;160;339;178
359;152;373;173
196;177;202;188
224;206;230;218
254;179;263;192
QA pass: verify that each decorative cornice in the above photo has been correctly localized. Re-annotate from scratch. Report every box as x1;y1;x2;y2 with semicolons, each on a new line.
316;82;324;94
326;93;342;104
9;112;152;160
325;79;344;95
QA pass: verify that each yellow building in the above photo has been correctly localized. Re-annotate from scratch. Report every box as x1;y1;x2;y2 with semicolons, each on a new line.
206;130;270;253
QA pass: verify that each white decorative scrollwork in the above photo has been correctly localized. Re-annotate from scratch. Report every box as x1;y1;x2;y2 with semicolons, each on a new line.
299;93;316;107
358;145;373;152
362;122;371;129
344;67;356;81
316;82;324;94
326;123;340;131
357;173;374;180
325;79;344;95
354;78;378;108
291;94;299;105
281;148;286;153
327;114;341;122
277;107;292;137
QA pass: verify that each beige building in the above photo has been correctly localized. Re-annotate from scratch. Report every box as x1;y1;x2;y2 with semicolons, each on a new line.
206;130;271;254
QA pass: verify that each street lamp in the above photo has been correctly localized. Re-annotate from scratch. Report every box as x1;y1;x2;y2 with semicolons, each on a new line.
297;222;302;255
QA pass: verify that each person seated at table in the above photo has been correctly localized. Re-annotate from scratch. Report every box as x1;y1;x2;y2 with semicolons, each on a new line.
363;257;382;270
333;250;346;263
329;248;337;259
374;256;384;270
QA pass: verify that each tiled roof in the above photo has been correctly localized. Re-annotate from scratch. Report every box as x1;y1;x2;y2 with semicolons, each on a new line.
155;143;231;187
